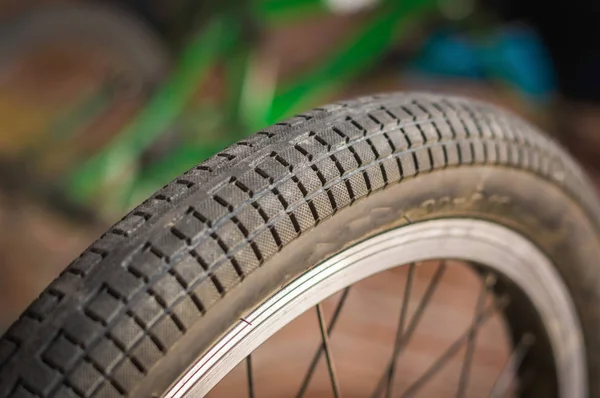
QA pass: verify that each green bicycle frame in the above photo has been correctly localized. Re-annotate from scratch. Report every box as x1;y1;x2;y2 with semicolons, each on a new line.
67;0;437;216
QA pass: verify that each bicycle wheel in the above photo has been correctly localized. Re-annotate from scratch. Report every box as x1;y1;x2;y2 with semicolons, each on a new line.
1;93;599;398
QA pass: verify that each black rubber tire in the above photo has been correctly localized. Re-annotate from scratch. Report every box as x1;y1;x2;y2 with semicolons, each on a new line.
1;93;600;398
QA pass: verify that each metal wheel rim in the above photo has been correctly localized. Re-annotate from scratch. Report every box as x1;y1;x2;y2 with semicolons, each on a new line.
165;218;586;398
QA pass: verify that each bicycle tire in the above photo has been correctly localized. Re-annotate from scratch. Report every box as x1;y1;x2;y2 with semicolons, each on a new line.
1;92;600;398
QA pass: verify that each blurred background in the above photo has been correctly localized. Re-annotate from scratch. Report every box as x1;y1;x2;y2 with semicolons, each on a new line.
0;0;599;341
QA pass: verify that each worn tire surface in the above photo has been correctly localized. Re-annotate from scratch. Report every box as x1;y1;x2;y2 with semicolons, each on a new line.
1;93;600;398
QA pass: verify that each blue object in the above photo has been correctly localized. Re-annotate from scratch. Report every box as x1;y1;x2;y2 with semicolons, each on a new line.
411;29;483;79
409;25;556;103
479;25;556;102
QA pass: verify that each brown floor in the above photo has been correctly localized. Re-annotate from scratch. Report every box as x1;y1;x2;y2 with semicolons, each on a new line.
0;193;103;334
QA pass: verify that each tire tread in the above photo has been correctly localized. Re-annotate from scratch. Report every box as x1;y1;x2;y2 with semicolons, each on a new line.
0;93;596;397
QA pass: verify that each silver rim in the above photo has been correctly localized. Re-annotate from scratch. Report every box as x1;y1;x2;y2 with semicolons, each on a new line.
165;218;586;398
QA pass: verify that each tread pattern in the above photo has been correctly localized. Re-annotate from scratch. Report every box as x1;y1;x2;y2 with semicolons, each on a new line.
0;93;597;398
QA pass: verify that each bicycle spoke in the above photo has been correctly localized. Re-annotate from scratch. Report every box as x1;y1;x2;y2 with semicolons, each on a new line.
456;273;496;397
297;288;351;398
489;333;535;398
246;355;255;398
400;296;510;398
372;261;447;397
385;263;416;398
316;303;342;398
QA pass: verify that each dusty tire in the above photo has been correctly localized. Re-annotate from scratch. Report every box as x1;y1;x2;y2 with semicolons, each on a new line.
0;93;599;397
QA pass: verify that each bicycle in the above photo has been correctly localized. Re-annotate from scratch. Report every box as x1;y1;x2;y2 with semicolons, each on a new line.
0;0;439;221
0;92;599;397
